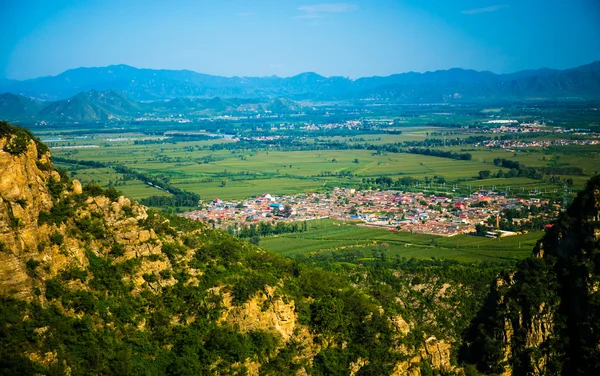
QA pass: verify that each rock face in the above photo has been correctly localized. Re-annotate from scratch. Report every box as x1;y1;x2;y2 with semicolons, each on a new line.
220;285;298;342
0;134;171;299
0;137;54;298
463;176;600;375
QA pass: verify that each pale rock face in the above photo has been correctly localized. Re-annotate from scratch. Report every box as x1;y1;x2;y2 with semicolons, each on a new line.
391;359;421;376
390;315;411;335
0;139;54;299
421;336;453;372
349;357;369;376
0;136;170;300
219;285;298;342
72;180;82;195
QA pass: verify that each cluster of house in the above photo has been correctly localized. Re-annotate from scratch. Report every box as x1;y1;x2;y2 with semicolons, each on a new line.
481;138;599;149
180;187;554;237
480;122;549;134
299;120;362;131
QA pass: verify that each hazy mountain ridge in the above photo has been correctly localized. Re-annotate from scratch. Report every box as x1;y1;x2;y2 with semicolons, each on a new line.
36;90;142;122
2;61;599;101
0;93;43;120
0;91;306;122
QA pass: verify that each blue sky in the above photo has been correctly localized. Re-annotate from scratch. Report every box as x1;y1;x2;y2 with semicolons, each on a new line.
1;0;599;79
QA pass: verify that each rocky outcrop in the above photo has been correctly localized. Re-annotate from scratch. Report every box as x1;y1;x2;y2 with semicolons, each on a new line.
0;137;54;298
0;134;174;300
463;175;600;375
219;285;299;342
422;336;453;372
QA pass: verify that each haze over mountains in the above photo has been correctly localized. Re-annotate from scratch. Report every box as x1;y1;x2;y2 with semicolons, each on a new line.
0;91;306;123
2;61;600;103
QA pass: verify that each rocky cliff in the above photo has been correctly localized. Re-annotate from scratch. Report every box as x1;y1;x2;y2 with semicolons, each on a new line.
462;176;600;375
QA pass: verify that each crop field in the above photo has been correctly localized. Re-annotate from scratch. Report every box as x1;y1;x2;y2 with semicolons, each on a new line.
260;219;541;262
42;120;595;204
53;143;512;200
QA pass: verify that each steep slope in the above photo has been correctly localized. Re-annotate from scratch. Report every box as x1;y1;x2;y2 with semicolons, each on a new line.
462;175;600;375
4;61;600;101
0;93;43;120
262;97;304;113
37;90;140;122
0;122;465;375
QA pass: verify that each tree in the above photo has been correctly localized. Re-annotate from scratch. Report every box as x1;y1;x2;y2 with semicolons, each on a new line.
475;224;487;236
478;170;491;180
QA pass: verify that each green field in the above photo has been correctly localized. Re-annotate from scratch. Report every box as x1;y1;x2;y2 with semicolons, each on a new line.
44;122;595;203
260;219;540;262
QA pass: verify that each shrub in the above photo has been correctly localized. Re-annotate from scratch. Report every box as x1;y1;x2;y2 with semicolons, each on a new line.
110;242;125;257
0;121;48;157
47;178;64;199
147;254;161;262
25;259;41;277
143;273;158;283
104;186;122;202
3;129;31;155
38;198;75;226
49;232;64;246
159;269;172;279
83;183;105;197
45;279;64;300
122;205;134;217
60;267;88;282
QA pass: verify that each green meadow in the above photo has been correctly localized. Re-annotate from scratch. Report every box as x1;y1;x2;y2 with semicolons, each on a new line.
260;219;541;262
47;124;595;203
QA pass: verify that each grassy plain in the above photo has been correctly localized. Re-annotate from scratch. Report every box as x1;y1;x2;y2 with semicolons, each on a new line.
45;125;594;202
260;219;540;262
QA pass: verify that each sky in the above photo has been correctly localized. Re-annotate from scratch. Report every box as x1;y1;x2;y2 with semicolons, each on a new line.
1;0;599;80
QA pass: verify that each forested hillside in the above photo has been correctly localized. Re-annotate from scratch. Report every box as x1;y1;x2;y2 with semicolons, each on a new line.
461;176;600;375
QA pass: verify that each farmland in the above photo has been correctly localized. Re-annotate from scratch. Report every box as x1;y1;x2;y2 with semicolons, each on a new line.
22;100;600;263
260;219;541;262
46;128;596;202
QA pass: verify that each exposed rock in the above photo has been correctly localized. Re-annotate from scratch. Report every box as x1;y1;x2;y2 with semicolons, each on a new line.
349;357;369;376
390;315;411;335
219;285;297;342
72;179;82;195
391;358;421;376
0;139;54;298
422;336;453;372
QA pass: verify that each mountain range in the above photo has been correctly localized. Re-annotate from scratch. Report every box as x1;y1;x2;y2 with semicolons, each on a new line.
0;91;305;123
2;61;600;102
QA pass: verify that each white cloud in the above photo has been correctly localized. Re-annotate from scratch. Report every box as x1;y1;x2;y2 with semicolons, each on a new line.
461;4;508;15
296;3;358;19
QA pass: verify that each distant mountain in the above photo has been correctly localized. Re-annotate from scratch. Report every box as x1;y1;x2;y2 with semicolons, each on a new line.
0;89;306;123
262;97;304;113
0;93;43;120
1;61;599;102
37;90;141;122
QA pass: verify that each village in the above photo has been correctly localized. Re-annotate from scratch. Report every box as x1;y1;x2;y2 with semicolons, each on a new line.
181;187;556;237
